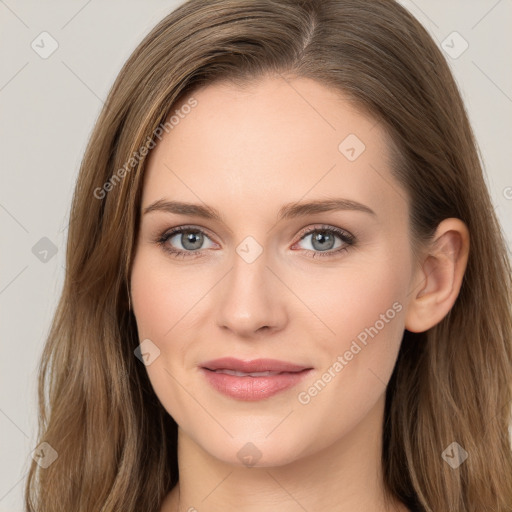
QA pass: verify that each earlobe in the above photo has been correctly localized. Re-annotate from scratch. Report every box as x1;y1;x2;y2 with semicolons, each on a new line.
405;218;470;333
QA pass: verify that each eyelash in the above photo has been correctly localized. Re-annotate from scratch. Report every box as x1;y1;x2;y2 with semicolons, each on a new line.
155;224;356;260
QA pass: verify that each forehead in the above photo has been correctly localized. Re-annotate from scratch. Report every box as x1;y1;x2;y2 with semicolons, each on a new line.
142;76;406;222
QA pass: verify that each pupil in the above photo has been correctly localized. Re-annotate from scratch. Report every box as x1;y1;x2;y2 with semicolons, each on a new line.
312;231;334;251
182;231;203;250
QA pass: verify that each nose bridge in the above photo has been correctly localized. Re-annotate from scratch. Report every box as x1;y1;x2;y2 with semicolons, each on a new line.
215;241;284;335
232;246;267;295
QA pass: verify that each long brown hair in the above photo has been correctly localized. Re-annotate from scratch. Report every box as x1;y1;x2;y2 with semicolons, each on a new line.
25;1;512;510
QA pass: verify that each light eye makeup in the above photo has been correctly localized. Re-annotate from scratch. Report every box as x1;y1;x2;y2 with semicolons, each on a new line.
153;223;356;260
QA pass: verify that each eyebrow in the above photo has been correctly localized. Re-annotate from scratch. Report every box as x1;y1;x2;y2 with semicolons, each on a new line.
143;198;376;220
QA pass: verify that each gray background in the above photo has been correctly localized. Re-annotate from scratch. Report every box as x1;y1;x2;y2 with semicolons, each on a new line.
1;1;511;510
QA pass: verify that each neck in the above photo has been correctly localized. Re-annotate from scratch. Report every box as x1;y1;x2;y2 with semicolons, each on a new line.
161;393;409;512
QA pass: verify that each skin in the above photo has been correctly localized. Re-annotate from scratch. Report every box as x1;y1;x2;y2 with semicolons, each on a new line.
129;75;469;512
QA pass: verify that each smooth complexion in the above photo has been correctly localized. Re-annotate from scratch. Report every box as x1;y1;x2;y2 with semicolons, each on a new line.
129;76;469;512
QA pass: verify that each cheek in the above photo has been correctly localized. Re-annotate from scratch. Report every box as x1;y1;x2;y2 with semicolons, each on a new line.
130;249;202;340
301;245;410;403
130;250;193;419
312;246;408;341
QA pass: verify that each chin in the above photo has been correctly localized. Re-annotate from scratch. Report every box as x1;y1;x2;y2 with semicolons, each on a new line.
201;433;307;469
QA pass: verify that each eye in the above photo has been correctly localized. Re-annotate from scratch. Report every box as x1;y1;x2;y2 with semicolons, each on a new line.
292;225;355;259
156;226;217;258
155;224;356;260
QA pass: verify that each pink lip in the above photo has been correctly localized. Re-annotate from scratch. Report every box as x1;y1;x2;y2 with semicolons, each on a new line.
199;357;313;401
201;357;310;373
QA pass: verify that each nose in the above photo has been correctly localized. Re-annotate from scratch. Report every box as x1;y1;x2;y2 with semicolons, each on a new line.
215;248;287;338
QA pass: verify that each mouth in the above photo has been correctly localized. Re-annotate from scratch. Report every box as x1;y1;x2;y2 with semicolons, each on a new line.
199;357;313;401
205;369;300;377
201;357;312;373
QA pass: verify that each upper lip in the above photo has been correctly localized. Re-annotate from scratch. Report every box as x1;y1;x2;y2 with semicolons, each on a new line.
201;357;312;373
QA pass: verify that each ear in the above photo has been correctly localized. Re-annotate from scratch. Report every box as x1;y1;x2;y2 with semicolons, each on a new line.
405;218;470;333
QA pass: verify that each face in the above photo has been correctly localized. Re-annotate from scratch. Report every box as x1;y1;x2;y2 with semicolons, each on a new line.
130;75;416;467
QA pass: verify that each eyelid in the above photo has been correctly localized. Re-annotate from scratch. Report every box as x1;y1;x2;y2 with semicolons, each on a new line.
156;223;356;259
294;223;355;244
289;224;355;258
158;223;354;243
160;224;219;247
159;223;213;237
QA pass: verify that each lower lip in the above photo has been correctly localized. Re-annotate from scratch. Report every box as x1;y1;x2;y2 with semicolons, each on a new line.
200;368;313;401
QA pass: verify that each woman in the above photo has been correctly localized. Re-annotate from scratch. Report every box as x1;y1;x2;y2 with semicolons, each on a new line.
25;0;512;511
